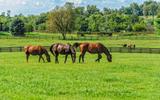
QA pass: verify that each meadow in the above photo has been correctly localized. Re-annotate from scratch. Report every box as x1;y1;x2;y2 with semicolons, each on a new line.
0;32;160;48
0;52;160;100
0;32;160;99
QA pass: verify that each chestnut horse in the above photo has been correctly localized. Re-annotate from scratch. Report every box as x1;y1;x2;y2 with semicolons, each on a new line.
73;42;112;63
24;45;51;62
50;43;76;63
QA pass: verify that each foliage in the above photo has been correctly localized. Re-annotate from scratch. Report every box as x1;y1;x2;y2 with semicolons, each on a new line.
1;1;160;34
25;23;34;32
132;23;146;32
47;2;75;40
10;18;25;36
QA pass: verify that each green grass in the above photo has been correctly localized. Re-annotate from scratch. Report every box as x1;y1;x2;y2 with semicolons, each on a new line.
0;38;160;48
0;32;160;48
0;52;160;99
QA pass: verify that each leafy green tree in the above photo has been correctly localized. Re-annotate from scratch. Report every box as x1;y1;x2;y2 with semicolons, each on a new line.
25;23;34;32
86;5;100;16
87;14;104;32
47;2;75;40
10;18;25;36
130;2;142;16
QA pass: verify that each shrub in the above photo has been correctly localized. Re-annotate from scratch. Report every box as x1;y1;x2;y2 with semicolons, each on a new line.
10;18;25;36
132;23;146;32
25;24;34;32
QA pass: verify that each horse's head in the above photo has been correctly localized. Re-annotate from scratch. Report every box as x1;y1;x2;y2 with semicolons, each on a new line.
104;47;112;62
107;54;112;62
70;46;76;63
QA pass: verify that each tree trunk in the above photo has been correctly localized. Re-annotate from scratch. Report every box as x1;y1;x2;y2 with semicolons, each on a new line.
62;32;66;40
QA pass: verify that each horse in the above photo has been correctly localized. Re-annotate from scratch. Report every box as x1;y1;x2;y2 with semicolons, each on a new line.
123;44;135;49
50;43;76;63
24;45;51;63
73;42;112;63
127;44;136;49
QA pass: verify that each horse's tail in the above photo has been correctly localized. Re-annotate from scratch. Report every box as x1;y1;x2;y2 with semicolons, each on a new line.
73;42;81;48
50;44;55;56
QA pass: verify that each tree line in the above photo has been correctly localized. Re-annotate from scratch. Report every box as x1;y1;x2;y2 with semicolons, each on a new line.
0;1;160;39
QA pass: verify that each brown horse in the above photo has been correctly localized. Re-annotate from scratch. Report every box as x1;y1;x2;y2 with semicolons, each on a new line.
73;42;112;63
24;45;51;62
50;43;76;63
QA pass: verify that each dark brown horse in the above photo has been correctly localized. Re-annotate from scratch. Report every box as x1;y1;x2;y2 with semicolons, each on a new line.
24;45;51;62
50;43;76;63
73;42;112;63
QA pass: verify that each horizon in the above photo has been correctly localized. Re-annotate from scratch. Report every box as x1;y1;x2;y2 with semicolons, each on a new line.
0;0;159;16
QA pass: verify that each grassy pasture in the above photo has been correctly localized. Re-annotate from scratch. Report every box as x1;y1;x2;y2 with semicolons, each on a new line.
0;32;160;48
0;37;160;49
0;52;160;99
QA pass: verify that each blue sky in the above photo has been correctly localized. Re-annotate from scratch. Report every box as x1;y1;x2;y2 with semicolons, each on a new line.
0;0;159;16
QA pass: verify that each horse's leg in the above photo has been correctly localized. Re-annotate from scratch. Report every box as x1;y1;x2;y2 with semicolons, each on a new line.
95;54;99;62
41;56;45;63
26;54;30;62
95;54;102;62
64;54;68;63
97;54;102;62
55;54;59;63
39;55;42;62
71;54;75;63
82;52;86;63
79;54;82;63
39;55;41;62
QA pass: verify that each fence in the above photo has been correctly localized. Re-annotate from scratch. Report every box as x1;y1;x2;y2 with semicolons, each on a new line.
0;46;160;54
0;35;160;40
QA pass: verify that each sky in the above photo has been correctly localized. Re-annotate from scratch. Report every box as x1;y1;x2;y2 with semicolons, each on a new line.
0;0;159;16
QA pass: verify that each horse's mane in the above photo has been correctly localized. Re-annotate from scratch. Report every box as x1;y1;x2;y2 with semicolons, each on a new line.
73;42;81;48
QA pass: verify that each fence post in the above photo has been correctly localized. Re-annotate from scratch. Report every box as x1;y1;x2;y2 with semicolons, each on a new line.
9;47;12;52
149;48;152;54
119;47;122;53
109;47;112;52
139;48;142;53
19;47;23;52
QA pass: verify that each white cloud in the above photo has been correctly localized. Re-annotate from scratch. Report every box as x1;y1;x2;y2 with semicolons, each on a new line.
22;1;27;5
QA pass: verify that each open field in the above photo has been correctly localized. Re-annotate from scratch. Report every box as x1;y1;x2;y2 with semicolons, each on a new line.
0;52;160;99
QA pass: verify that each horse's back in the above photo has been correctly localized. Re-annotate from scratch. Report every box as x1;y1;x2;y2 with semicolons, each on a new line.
24;45;45;55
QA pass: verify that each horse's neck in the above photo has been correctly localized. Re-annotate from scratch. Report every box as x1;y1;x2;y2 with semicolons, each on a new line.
104;47;111;56
44;50;49;56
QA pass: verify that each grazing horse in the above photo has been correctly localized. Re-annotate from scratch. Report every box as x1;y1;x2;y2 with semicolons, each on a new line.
50;43;76;63
24;45;51;62
123;44;135;49
127;44;135;49
73;42;112;63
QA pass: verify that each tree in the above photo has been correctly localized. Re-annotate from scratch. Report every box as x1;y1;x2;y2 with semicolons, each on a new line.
10;18;25;36
130;3;142;16
7;10;11;18
86;5;100;16
47;3;75;40
87;14;104;32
